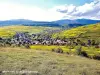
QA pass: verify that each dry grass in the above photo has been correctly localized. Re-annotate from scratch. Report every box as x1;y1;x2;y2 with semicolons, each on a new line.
0;47;100;75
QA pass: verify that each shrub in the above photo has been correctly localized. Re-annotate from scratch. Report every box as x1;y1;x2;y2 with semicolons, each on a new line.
25;44;30;49
80;51;88;57
55;48;63;53
52;48;56;52
93;55;100;60
76;46;82;55
66;52;70;55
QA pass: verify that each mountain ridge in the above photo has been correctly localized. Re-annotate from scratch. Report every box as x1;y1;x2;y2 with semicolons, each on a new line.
0;19;100;27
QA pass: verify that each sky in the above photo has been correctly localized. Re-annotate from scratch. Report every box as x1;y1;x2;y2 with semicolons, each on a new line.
0;0;100;21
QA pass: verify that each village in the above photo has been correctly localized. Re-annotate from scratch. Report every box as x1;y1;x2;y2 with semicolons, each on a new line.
0;32;100;49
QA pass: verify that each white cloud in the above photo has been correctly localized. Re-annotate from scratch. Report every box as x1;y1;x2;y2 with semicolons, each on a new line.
55;0;100;20
0;2;64;21
0;0;100;21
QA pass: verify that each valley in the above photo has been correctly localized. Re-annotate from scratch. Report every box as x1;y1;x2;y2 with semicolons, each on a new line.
0;21;100;75
0;23;100;59
0;0;100;75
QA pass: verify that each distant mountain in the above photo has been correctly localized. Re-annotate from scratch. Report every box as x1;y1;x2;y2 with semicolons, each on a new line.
0;19;34;26
54;19;100;28
0;19;60;27
0;19;100;27
54;19;100;24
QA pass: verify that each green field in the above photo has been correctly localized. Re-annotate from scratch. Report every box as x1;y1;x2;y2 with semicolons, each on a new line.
0;24;100;75
0;47;100;75
30;45;100;58
0;24;100;58
30;23;100;58
0;25;60;38
52;23;100;42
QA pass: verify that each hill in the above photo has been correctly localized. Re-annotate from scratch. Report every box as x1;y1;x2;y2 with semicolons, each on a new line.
0;19;100;28
0;19;60;27
0;23;100;59
0;25;60;38
54;19;100;28
0;47;100;75
54;19;100;25
52;23;100;58
53;23;100;41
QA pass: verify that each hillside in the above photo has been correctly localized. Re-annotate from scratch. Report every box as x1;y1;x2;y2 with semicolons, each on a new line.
0;25;60;38
53;23;100;41
0;47;100;75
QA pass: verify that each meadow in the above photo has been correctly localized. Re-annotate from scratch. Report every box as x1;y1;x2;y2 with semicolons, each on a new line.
0;24;100;59
30;23;100;59
0;24;100;75
0;25;60;38
0;47;100;75
30;45;100;59
52;23;100;42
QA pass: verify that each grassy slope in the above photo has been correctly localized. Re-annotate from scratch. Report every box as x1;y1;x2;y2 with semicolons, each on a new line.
0;47;100;75
30;45;100;58
30;45;73;53
30;23;100;57
52;23;100;57
52;23;100;42
0;25;60;38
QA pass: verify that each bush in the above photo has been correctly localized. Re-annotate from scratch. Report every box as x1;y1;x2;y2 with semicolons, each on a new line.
52;48;63;53
56;48;63;53
93;55;100;60
80;51;88;57
52;48;56;52
25;44;30;49
76;46;82;55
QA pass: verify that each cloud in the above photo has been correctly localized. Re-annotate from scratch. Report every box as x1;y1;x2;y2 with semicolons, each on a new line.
0;2;64;21
55;0;100;20
0;0;100;21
